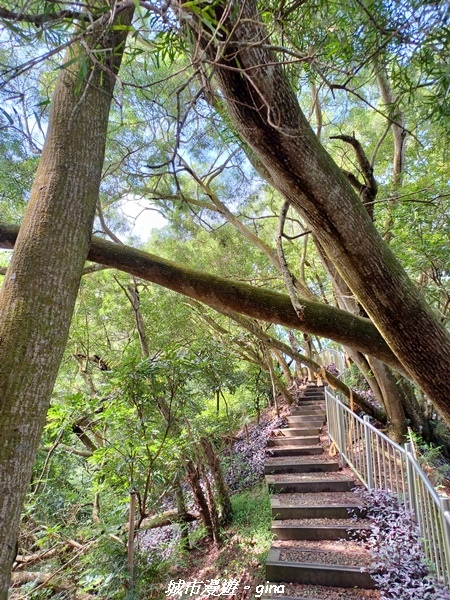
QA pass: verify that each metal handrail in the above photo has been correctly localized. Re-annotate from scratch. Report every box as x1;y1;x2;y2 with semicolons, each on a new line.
316;347;346;374
324;385;450;585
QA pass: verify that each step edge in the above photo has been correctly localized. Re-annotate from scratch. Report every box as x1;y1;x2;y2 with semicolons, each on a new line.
271;522;371;529
266;560;372;575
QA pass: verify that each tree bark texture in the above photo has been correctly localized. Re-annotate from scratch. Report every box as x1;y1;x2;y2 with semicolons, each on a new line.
179;0;450;421
0;11;133;596
174;474;190;550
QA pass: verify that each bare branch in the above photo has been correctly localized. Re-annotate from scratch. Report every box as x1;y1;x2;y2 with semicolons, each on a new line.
330;134;378;219
0;5;89;25
374;56;406;187
42;445;93;458
276;200;305;321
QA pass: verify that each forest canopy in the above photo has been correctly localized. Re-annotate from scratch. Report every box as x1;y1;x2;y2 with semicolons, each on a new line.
0;0;449;597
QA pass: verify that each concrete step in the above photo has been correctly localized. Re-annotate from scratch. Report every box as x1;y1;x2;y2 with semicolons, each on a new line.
267;436;320;447
292;402;325;408
266;473;354;493
271;493;364;519
295;400;326;406
284;416;325;427
272;427;322;437
288;413;326;421
289;408;326;416
264;458;339;474
299;399;325;405
289;408;325;415
266;545;374;589
286;414;326;429
271;519;371;541
266;445;324;457
293;399;325;405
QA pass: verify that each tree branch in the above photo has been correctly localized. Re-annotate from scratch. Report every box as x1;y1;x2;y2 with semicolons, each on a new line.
276;200;305;320
0;5;89;25
0;222;403;370
330;133;378;219
42;445;93;458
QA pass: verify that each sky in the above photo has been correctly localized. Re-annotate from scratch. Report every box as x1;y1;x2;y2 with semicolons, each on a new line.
118;198;168;243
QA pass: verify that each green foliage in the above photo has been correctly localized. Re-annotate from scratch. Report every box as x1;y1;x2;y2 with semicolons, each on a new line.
230;484;273;557
3;0;450;596
407;430;450;489
342;363;370;392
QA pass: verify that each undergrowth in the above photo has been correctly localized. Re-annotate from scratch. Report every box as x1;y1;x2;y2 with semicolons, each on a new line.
360;489;450;600
144;483;272;600
230;483;273;555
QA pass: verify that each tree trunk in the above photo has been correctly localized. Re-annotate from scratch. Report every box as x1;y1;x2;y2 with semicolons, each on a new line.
395;376;432;442
366;358;407;442
272;349;293;386
185;460;215;540
0;11;133;596
199;438;233;525
303;334;314;381
174;474;190;551
345;348;385;407
315;237;409;436
180;0;450;421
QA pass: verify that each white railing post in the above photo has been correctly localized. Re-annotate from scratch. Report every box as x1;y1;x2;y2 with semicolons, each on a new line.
337;405;347;467
364;415;374;490
439;498;450;585
405;442;418;520
325;390;332;446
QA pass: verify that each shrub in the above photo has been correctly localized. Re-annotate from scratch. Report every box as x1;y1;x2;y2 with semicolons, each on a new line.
359;489;450;599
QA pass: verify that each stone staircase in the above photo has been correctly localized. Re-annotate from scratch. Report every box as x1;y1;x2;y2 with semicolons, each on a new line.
263;384;378;599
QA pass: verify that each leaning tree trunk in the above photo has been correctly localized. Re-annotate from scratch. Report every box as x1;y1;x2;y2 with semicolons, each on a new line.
315;237;409;437
272;349;293;386
0;11;133;597
174;473;190;551
0;222;408;371
178;0;450;422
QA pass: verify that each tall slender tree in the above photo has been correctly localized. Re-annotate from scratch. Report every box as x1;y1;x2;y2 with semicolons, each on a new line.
0;8;133;595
